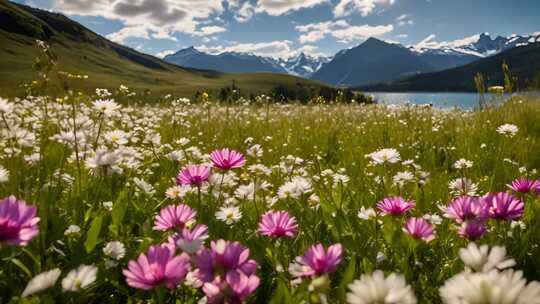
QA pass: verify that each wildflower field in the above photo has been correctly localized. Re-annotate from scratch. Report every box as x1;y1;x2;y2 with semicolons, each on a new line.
1;89;540;303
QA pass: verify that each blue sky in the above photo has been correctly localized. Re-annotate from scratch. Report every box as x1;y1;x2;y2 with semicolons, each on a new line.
15;0;540;58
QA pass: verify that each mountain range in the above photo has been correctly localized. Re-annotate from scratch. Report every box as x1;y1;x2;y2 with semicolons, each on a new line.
164;32;540;88
164;48;328;78
357;41;540;92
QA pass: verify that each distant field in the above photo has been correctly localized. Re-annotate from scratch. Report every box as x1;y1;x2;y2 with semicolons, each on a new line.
0;32;325;98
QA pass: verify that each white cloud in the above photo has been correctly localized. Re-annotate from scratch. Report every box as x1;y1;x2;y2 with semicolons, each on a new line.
334;0;396;17
333;24;394;43
155;49;176;58
192;25;227;37
296;20;347;43
52;0;224;41
255;0;329;16
196;41;326;59
233;2;255;22
106;25;151;43
395;14;413;26
296;20;393;44
196;40;294;58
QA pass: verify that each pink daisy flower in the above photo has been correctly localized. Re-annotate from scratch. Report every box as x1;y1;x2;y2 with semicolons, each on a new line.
404;217;436;242
210;148;246;170
258;211;298;238
443;196;488;223
458;220;487;240
482;192;524;220
291;243;343;278
123;245;190;290
153;204;197;231
202;272;260;304
0;196;40;246
376;196;415;216
168;224;209;254
176;165;211;186
507;178;540;194
195;240;258;283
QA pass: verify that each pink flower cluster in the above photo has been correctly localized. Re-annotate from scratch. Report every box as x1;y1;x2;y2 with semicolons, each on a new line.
123;245;190;290
442;181;527;240
175;149;246;187
196;240;260;303
126;201;261;301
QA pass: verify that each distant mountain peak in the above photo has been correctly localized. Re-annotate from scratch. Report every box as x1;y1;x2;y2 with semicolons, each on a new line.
363;37;386;45
170;46;201;56
280;52;329;78
409;32;540;58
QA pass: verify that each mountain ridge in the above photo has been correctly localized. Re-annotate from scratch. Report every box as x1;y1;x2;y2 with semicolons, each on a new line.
161;32;540;86
356;41;540;92
164;47;328;78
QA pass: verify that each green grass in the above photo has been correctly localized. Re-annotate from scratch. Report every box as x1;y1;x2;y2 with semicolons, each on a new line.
0;30;325;99
0;89;539;303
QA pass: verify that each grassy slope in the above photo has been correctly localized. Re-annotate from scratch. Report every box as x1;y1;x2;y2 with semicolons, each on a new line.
0;1;326;98
357;42;540;92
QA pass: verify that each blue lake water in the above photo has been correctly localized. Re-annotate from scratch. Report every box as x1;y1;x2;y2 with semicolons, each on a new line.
367;92;505;109
365;91;540;110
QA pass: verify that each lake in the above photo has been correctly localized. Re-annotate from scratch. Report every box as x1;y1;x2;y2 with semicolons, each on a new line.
367;92;507;109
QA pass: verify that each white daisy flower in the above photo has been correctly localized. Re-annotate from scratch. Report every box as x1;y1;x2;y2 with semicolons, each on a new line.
92;99;120;117
458;243;516;273
357;207;376;220
496;124;518;138
347;270;417;304
440;269;540;304
103;241;126;260
61;265;98;292
0;166;9;183
64;225;81;236
366;148;401;165
453;159;473;169
22;269;62;297
215;205;242;225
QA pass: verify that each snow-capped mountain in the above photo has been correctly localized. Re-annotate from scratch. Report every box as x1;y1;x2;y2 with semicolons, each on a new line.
164;32;539;82
410;32;540;58
279;53;330;78
164;47;288;74
164;47;329;77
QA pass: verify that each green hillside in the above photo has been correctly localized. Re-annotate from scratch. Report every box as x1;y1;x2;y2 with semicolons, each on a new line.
357;42;540;92
0;1;328;98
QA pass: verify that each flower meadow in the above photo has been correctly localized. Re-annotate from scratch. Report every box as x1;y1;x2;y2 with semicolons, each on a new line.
0;91;540;304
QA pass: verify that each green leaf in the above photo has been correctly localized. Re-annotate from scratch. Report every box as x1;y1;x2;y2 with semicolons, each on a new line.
337;258;356;300
112;191;128;226
11;258;32;278
269;280;292;304
85;214;103;253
